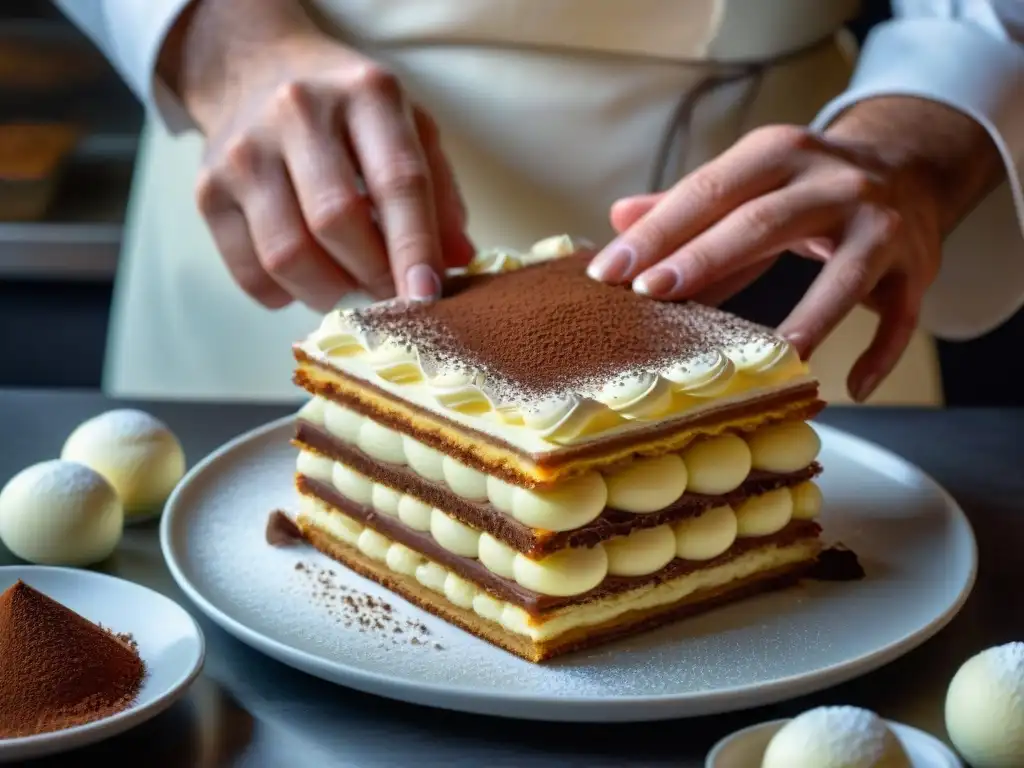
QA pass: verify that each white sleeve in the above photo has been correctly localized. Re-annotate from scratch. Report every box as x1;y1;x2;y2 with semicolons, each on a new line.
812;0;1024;341
52;0;195;132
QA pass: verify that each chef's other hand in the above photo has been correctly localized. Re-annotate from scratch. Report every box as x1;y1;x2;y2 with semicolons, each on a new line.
158;0;474;311
589;98;1002;402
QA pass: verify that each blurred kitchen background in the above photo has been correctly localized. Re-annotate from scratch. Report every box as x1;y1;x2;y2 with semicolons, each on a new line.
1;0;1020;404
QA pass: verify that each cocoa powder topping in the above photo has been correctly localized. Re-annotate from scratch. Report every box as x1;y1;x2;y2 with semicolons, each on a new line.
295;564;444;651
0;580;146;738
266;509;303;547
350;254;774;403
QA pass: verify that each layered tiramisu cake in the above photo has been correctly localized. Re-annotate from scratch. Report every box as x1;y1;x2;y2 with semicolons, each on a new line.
291;236;826;662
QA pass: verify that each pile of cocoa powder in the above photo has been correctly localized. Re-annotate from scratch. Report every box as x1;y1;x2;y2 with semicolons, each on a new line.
0;580;146;738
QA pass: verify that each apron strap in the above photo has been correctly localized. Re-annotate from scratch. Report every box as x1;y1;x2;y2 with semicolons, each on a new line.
648;33;839;193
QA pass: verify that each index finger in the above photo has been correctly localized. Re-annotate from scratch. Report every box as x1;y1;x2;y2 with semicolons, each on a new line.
589;126;807;284
348;83;444;300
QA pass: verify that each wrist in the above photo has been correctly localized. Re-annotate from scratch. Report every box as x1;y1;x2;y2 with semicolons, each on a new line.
157;0;322;130
824;96;1004;234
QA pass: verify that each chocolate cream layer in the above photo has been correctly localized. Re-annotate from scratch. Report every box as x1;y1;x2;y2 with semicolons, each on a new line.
295;353;824;484
297;474;821;616
296;419;821;557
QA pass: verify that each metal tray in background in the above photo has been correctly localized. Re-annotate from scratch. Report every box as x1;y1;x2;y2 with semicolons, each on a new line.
0;19;142;281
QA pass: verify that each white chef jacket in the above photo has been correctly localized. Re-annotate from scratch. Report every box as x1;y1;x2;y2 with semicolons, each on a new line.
56;0;1024;404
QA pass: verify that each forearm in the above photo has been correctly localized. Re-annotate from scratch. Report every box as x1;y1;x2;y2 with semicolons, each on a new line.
826;96;1005;234
156;0;321;127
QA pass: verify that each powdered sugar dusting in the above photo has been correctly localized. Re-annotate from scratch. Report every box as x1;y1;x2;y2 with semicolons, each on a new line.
15;459;112;498
984;642;1024;687
71;409;174;443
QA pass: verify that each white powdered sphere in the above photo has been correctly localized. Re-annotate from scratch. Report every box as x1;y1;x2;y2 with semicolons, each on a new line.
0;460;123;565
762;706;911;768
946;642;1024;767
61;409;185;518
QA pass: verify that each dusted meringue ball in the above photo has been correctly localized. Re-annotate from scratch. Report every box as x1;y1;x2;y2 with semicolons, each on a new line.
762;706;911;768
0;460;123;566
61;409;185;518
946;643;1024;767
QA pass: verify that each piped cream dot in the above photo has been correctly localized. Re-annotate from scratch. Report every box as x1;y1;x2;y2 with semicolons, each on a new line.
323;401;364;443
478;533;517;579
512;546;608;597
682;435;751;494
735;488;793;537
332;462;373;505
441;457;489;501
606;455;687;513
604;525;676;576
430;509;481;557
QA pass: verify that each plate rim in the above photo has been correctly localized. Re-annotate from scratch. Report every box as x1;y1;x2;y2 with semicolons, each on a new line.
0;565;207;760
160;414;977;721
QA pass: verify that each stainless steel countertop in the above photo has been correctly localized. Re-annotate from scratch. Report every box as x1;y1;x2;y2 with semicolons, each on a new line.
2;390;1018;767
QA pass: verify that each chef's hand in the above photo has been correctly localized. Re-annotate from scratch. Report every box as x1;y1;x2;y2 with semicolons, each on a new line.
588;97;1003;401
158;0;473;311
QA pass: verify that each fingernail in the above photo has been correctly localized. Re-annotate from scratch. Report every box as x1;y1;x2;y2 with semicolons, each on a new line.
587;244;636;284
853;373;879;403
780;330;809;360
804;237;834;259
634;266;682;298
406;264;442;301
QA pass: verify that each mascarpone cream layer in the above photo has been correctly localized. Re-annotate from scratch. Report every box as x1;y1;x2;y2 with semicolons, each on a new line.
296;235;815;451
299;499;819;642
299;396;822;530
297;461;822;597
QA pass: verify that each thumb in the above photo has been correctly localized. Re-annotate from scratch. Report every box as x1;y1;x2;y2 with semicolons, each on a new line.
610;193;663;232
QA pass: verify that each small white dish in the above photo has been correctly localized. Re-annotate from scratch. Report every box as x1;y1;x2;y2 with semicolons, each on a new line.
0;565;205;763
707;717;963;767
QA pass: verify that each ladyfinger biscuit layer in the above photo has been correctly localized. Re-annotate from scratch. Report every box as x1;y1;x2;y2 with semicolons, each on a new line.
298;507;819;662
295;419;821;557
296;355;823;487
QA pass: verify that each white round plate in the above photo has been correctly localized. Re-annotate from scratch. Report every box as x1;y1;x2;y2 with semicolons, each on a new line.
161;416;976;722
0;566;205;762
706;717;963;767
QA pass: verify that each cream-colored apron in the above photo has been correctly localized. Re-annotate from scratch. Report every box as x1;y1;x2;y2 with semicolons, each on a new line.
105;0;941;405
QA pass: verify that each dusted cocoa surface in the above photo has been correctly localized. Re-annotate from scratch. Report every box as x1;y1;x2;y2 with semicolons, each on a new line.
346;253;781;404
294;352;823;478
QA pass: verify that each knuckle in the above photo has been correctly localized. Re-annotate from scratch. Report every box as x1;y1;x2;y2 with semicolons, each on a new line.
261;236;309;276
233;268;281;305
350;63;402;100
627;218;672;260
307;192;366;235
834;260;875;296
222;136;260;178
194;169;222;214
272;81;314;123
875;206;902;239
688;170;729;205
372;160;430;198
749;123;814;152
739;202;782;240
836;168;883;200
679;246;715;281
388;231;434;263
